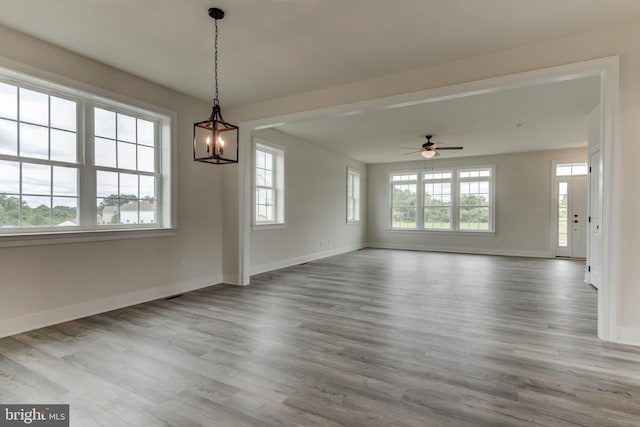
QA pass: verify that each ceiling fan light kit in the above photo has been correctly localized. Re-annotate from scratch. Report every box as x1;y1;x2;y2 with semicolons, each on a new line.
404;135;464;159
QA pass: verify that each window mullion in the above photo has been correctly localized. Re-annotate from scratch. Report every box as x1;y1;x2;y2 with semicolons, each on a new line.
416;176;424;230
452;173;460;231
80;102;95;228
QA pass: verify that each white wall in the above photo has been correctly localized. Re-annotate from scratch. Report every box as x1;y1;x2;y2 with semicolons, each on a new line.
226;21;640;341
367;148;587;256
250;129;366;274
0;25;224;336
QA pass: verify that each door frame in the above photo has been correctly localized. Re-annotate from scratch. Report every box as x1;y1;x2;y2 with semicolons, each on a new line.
237;56;619;342
587;146;603;289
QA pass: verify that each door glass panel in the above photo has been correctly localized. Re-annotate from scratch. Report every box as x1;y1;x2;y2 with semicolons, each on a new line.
558;182;568;247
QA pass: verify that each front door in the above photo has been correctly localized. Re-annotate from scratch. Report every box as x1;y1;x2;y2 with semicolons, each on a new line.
554;162;588;258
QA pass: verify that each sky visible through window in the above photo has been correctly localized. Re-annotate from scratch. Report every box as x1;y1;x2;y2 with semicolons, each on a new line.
0;81;157;228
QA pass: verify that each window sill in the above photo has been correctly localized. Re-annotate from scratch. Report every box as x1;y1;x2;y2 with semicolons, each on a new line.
386;229;496;237
253;223;286;231
0;227;177;248
347;220;361;225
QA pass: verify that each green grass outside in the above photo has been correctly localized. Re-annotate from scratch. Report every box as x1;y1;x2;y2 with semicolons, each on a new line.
392;221;489;230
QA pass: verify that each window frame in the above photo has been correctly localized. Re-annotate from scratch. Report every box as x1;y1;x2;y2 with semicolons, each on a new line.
0;60;176;247
346;167;361;223
389;172;419;230
253;140;285;229
388;165;495;234
423;170;453;230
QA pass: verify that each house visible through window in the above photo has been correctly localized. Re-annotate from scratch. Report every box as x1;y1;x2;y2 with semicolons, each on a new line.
390;166;494;232
94;108;158;226
0;68;173;235
347;168;360;222
254;142;284;226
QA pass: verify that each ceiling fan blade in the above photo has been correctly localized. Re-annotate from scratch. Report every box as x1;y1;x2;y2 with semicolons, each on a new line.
436;147;464;150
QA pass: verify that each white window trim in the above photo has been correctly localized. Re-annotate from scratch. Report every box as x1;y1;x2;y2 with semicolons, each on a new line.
388;165;495;233
0;58;177;248
253;139;285;229
346;167;361;224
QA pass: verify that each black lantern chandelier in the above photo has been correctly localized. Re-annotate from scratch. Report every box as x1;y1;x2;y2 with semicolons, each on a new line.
193;8;239;164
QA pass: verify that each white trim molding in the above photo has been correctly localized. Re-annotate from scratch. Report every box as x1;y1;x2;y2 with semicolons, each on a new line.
367;243;551;259
251;244;365;276
616;327;640;347
0;276;222;338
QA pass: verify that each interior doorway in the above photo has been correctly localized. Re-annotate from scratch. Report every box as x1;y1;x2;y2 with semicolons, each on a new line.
238;56;619;341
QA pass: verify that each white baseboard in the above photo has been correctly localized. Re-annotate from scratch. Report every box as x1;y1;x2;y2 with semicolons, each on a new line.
616;327;640;347
0;275;222;339
251;244;365;275
366;242;551;258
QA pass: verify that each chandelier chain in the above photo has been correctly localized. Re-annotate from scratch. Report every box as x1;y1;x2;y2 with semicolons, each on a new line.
214;16;219;104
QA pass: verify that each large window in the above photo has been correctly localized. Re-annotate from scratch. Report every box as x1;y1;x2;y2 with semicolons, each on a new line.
94;108;158;226
0;68;173;238
347;168;360;223
390;166;494;232
458;168;492;231
254;142;285;226
391;173;418;228
424;171;452;230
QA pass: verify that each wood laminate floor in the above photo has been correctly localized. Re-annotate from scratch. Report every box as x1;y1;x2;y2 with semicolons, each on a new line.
2;249;640;426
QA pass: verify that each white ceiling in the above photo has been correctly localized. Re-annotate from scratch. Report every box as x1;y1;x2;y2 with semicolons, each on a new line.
0;1;623;163
266;76;600;163
0;0;639;109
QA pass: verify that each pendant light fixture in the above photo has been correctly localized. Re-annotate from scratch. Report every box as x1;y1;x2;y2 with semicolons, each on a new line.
193;7;239;164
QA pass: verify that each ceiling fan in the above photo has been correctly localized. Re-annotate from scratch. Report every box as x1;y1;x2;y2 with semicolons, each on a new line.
403;135;464;158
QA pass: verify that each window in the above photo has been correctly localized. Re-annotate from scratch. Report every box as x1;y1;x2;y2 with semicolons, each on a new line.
391;173;418;229
389;166;494;232
458;168;492;231
254;142;284;226
556;162;587;176
558;182;569;247
0;67;173;238
347;168;360;222
94;108;158;226
424;171;452;230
